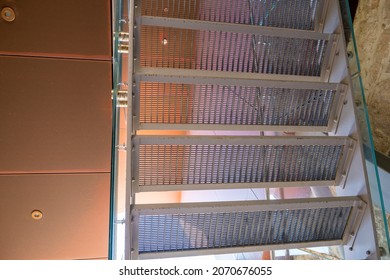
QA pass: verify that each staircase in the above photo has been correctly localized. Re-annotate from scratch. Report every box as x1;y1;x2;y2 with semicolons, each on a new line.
111;0;381;259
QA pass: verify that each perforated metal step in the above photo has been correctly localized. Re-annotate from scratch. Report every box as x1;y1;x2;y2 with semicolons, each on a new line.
134;79;346;132
131;197;364;259
132;136;355;192
134;0;337;80
137;23;335;78
141;0;326;31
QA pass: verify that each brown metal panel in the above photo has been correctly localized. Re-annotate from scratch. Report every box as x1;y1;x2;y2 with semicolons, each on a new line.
0;56;111;173
0;0;111;59
0;173;110;260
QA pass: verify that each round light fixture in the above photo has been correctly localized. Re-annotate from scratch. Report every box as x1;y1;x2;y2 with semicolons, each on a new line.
1;7;16;22
31;210;43;220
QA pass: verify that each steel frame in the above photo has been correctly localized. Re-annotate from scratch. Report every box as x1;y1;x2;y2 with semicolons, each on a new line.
124;0;135;261
314;0;329;32
140;16;331;40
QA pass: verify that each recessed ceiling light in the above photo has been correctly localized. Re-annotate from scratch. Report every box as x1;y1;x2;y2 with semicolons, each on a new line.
31;210;43;220
1;7;16;22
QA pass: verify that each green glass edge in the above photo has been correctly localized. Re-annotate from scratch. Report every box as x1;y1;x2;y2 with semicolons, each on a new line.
109;0;123;260
341;0;390;254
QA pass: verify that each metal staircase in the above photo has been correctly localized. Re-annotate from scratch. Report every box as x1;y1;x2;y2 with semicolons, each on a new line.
111;0;383;259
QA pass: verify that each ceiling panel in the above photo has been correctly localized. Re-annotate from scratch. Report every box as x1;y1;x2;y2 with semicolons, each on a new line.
0;173;110;260
0;56;112;174
0;0;111;58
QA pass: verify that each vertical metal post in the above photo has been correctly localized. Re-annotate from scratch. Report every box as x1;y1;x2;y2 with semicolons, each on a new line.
125;0;135;260
109;0;124;260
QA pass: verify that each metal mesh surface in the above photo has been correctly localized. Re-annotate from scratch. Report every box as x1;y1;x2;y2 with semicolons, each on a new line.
138;206;351;253
140;26;328;76
141;0;321;30
139;82;336;126
138;144;343;186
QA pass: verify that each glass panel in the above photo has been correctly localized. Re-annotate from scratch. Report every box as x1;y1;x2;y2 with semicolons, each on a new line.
339;0;390;258
109;0;129;260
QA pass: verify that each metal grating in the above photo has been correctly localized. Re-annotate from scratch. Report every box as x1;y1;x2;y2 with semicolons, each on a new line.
138;82;336;127
137;206;351;254
141;0;322;30
137;143;343;187
139;26;328;76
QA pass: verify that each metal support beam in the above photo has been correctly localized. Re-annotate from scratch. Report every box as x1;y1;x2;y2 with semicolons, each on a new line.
140;16;332;41
125;0;135;261
135;67;323;83
135;70;338;89
133;135;350;146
